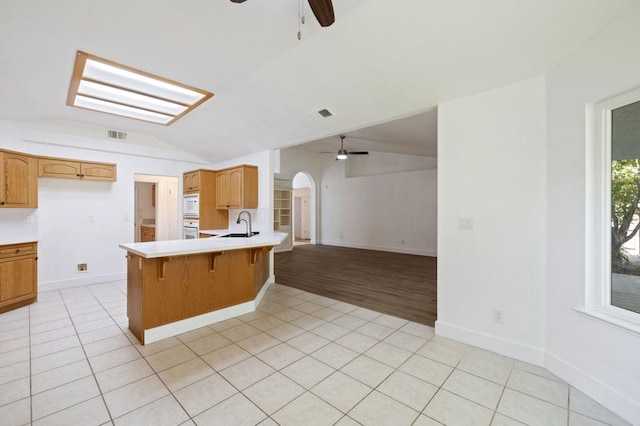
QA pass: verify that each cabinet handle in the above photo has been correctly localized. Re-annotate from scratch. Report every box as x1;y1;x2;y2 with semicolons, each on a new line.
80;174;85;177
76;174;81;177
0;201;4;205
15;249;20;253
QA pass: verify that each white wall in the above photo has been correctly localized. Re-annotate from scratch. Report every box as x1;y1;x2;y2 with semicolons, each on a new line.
436;76;547;363
545;3;640;422
437;4;640;420
279;148;437;256
277;148;326;245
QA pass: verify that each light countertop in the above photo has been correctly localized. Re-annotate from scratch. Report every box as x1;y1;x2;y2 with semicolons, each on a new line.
0;238;38;246
119;232;287;258
199;229;228;236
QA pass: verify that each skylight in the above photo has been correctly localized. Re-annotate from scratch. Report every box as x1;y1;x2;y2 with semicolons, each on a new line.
66;51;213;125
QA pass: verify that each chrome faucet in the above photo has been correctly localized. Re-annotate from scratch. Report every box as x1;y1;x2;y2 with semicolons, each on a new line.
236;210;252;237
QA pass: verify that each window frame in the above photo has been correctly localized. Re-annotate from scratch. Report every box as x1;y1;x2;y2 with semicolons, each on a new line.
581;87;640;335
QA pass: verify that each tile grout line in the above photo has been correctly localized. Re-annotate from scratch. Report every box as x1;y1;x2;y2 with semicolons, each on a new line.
251;296;430;423
28;297;34;426
267;286;432;422
58;287;117;424
89;282;193;424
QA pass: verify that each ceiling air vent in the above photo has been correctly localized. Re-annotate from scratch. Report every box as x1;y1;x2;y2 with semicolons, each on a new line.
107;129;127;140
317;108;333;118
306;108;335;121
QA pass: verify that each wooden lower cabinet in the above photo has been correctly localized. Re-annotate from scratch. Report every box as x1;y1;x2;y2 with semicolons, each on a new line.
0;242;37;313
126;246;271;344
140;226;155;242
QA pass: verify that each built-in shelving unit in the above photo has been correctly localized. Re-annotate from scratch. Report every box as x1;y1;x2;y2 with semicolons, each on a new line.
274;189;291;231
274;178;293;252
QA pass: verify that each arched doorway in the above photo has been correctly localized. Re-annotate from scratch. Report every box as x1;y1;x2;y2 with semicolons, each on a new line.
292;171;317;245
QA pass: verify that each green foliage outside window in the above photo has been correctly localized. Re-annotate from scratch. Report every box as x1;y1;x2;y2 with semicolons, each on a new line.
611;159;640;270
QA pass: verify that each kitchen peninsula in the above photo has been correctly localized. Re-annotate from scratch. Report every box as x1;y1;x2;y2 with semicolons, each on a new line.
119;232;286;344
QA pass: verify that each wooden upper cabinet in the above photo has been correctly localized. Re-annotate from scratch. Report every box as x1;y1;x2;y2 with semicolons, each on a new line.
0;151;38;208
216;165;258;209
81;163;117;181
38;158;116;181
183;171;200;193
38;159;80;178
215;171;230;209
183;169;228;228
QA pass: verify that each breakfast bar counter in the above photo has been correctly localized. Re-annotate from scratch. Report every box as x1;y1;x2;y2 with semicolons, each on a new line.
119;232;287;344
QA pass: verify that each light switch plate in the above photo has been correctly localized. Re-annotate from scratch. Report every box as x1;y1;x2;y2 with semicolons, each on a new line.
458;217;474;230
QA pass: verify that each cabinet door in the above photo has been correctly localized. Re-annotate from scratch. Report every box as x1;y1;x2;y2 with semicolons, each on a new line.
81;163;117;181
216;171;230;209
229;169;243;208
38;159;81;179
1;152;37;208
0;255;36;306
184;171;200;193
239;166;258;209
140;227;155;242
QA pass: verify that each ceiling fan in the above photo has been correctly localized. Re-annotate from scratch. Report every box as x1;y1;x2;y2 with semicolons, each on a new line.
230;0;335;27
332;135;369;160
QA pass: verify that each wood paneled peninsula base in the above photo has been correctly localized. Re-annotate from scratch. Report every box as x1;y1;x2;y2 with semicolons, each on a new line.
119;233;286;344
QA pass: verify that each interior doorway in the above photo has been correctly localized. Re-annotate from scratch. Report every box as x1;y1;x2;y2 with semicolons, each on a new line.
292;172;315;246
134;174;179;242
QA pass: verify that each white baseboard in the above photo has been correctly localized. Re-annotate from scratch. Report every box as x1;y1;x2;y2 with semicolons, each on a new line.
436;320;639;424
144;302;254;345
255;279;273;306
320;240;437;257
545;352;640;425
435;320;545;365
39;272;126;292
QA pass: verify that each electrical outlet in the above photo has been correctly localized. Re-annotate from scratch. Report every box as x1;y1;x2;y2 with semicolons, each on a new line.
493;309;503;323
76;263;88;273
458;217;474;230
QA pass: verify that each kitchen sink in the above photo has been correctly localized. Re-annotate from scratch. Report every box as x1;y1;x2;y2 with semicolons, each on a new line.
219;232;260;238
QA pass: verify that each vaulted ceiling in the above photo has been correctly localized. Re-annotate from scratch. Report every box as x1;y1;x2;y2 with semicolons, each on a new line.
0;0;632;162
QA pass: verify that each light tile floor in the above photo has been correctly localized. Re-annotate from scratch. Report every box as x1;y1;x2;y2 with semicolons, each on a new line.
0;281;632;426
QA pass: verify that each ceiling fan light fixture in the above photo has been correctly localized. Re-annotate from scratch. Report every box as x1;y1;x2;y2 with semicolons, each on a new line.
336;149;348;160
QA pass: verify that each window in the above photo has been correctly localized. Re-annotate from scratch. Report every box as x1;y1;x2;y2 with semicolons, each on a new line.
67;51;213;125
586;87;640;333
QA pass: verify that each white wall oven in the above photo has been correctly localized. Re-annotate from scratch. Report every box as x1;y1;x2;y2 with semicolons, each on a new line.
183;194;199;217
183;219;199;239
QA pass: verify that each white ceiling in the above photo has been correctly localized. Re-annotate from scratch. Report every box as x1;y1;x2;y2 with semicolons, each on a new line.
290;109;438;157
0;0;632;162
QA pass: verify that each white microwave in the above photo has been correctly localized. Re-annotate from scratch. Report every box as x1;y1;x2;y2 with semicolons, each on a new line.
183;194;199;217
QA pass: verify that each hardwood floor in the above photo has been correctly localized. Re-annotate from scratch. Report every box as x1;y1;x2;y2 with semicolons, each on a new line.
274;244;437;326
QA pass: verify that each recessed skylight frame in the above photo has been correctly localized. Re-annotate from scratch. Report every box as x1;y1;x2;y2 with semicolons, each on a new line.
67;51;213;126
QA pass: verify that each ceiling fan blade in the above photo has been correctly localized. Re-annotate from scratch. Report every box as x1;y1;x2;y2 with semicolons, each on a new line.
347;151;369;155
307;0;335;27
